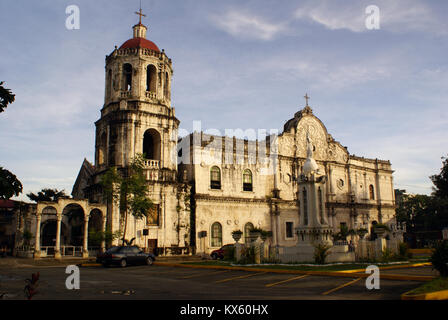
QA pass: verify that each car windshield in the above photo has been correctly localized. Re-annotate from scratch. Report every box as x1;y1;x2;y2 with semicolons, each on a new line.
130;247;141;253
106;246;121;253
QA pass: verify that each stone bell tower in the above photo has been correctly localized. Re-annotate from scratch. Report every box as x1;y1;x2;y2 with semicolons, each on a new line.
94;9;179;173
87;10;191;250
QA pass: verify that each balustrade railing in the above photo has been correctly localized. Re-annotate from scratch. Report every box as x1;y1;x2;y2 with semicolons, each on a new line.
144;159;159;168
145;91;157;99
120;91;131;98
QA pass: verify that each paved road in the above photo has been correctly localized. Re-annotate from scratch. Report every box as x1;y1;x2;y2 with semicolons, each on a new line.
0;264;427;300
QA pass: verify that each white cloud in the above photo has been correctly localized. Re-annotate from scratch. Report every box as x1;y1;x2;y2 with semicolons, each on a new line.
210;10;287;40
294;0;446;34
259;53;396;91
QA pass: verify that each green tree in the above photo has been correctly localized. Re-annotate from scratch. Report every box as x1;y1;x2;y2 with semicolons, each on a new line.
396;194;434;231
27;188;67;202
0;83;22;200
0;81;15;113
100;154;153;245
430;155;448;199
0;167;23;199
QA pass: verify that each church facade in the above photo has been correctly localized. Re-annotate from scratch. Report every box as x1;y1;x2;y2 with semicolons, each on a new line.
73;17;397;255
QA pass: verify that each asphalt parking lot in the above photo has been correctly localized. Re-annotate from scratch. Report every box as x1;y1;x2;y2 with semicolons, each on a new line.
0;263;430;300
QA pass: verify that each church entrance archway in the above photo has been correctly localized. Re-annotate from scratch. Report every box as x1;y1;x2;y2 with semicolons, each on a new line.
88;209;103;247
62;204;85;246
41;220;68;246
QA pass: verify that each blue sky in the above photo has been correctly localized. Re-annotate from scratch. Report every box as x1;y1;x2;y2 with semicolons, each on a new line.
1;0;447;200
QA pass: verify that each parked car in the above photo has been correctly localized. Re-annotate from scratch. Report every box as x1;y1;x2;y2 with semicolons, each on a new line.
210;244;234;260
96;246;156;267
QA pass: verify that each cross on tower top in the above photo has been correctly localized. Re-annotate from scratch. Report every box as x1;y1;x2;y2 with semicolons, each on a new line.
135;7;146;25
304;93;310;107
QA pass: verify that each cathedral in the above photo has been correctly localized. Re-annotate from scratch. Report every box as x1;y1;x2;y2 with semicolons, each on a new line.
72;13;397;256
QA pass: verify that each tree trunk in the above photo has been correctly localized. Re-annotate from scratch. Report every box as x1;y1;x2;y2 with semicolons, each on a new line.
122;208;128;246
122;184;128;246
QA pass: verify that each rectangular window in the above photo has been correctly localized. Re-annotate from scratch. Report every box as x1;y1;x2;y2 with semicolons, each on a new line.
210;180;221;189
286;222;294;238
146;204;160;226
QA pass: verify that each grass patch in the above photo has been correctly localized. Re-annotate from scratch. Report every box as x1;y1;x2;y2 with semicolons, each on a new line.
406;277;448;295
240;263;409;272
180;261;232;266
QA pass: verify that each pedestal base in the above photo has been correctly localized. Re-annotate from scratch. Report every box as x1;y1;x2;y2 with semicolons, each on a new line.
234;243;243;262
33;250;41;260
54;251;62;260
82;250;89;258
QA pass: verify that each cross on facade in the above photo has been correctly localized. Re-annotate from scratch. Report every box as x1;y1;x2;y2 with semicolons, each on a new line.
135;7;146;24
304;93;310;107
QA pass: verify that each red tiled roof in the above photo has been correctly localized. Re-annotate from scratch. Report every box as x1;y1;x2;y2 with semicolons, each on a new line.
0;199;15;208
119;37;160;52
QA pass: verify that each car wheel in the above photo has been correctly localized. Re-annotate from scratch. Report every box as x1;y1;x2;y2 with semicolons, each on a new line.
211;253;218;260
120;259;127;268
146;257;153;266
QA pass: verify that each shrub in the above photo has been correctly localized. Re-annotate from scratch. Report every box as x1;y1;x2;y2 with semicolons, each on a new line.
398;242;411;259
333;225;350;241
22;229;33;245
430;240;448;277
381;248;394;262
238;246;256;264
313;242;332;264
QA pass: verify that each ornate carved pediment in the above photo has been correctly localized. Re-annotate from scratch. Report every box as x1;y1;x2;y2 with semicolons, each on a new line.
295;116;328;160
281;107;349;163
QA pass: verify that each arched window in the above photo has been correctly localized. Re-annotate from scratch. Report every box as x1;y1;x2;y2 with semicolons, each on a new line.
318;187;324;224
244;222;254;243
143;129;161;160
122;63;132;91
146;64;157;92
369;184;375;200
211;222;222;247
303;188;308;225
210;166;221;189
243;169;253;191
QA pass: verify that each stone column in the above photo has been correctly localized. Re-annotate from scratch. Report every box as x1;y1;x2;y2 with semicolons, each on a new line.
234;242;243;263
101;214;107;253
34;214;42;259
54;214;62;260
82;216;89;258
253;237;263;264
329;166;334;194
375;238;386;259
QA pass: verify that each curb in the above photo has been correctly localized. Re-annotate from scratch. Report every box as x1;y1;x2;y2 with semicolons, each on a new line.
402;289;448;300
153;262;435;281
408;249;434;254
338;262;432;273
78;263;102;267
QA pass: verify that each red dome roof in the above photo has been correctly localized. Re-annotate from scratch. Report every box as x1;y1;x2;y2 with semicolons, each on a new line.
119;37;160;52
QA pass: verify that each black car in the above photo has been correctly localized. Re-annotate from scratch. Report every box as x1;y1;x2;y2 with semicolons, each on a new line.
96;246;156;267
